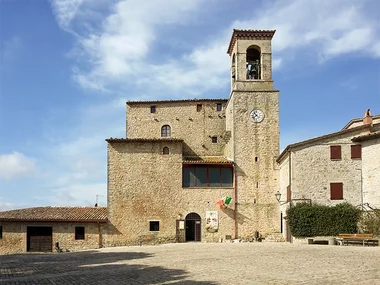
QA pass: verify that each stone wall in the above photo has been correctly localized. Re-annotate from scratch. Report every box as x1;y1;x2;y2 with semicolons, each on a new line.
126;101;227;157
0;222;103;255
226;90;280;238
105;140;235;247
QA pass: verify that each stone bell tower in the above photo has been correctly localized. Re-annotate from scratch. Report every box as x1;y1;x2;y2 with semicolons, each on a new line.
225;30;280;239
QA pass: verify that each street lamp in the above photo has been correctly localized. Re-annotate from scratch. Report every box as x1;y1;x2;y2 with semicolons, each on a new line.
275;190;312;206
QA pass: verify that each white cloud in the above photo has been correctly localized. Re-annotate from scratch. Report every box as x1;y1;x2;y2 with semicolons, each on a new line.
0;199;15;211
1;36;22;63
50;0;84;29
0;152;37;180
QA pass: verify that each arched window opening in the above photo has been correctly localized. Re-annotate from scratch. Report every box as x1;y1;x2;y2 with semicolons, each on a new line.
231;54;236;83
161;125;171;137
246;46;261;80
163;146;169;155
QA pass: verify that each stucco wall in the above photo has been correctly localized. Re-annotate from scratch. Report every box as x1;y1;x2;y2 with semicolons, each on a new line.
362;137;380;208
0;222;103;255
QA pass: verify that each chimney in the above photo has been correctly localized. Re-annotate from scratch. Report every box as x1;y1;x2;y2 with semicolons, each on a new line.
363;109;373;126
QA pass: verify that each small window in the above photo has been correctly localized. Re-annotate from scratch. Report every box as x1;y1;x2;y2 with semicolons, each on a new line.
212;136;217;143
150;105;156;113
216;103;222;111
330;183;343;200
351;145;361;159
75;227;85;240
149;221;160;231
0;226;2;239
197;104;202;112
161;125;171;137
286;185;291;202
163;146;169;155
330;145;341;160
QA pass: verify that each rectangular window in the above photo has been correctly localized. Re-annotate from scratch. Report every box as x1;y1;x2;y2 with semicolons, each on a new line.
149;221;160;231
0;226;2;239
216;103;222;111
212;136;217;143
150;105;156;113
351;145;361;159
330;145;341;160
183;165;233;187
75;227;85;240
330;183;343;200
286;185;291;202
197;104;202;112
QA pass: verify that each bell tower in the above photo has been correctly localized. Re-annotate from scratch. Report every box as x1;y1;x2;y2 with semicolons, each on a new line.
225;30;280;240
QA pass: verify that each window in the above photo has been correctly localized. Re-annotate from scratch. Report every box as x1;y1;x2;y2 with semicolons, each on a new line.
330;183;343;200
286;185;291;202
150;105;156;113
161;125;171;137
183;166;233;187
75;227;85;240
197;104;202;112
163;146;169;155
149;221;160;231
330;145;341;160
0;226;2;239
216;103;222;111
246;46;261;80
351;145;361;159
212;136;217;143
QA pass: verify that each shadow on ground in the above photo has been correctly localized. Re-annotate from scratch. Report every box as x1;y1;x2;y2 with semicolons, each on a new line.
0;250;218;285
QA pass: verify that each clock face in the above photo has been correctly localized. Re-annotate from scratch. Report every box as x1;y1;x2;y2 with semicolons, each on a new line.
250;109;264;122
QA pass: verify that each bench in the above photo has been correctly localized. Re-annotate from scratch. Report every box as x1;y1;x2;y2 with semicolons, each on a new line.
337;234;379;246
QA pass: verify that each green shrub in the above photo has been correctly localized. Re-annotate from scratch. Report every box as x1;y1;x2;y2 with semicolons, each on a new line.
359;209;380;236
286;203;361;237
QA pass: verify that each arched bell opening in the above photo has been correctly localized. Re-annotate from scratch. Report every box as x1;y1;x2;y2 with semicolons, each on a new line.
185;212;201;242
246;46;261;80
231;53;236;84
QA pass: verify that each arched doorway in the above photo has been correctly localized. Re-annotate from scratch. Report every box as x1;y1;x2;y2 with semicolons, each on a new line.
185;212;201;242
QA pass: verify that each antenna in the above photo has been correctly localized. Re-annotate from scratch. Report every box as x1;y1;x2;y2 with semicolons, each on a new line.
95;194;105;206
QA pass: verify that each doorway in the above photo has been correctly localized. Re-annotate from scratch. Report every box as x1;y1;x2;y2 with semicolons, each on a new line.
185;212;201;242
27;226;53;252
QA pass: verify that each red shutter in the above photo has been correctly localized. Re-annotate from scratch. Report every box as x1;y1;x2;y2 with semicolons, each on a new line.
330;146;341;159
286;185;291;202
330;183;343;200
351;145;361;159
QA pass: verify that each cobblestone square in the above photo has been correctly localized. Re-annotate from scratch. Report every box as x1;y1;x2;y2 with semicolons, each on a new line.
1;242;379;284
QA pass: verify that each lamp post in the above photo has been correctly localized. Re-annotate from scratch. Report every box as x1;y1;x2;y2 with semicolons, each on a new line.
275;191;312;206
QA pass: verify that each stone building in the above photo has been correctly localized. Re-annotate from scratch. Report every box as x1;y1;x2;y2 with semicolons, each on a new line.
277;110;380;241
104;30;281;246
0;207;106;254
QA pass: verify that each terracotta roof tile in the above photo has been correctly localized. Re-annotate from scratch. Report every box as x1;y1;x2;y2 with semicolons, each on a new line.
183;156;233;164
227;29;276;55
352;131;380;142
0;207;107;223
127;98;228;105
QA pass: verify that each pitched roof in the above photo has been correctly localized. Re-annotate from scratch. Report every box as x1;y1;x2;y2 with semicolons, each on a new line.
106;138;183;143
342;114;380;130
183;156;233;164
227;29;276;55
352;131;380;142
127;98;228;105
277;124;371;163
0;207;107;223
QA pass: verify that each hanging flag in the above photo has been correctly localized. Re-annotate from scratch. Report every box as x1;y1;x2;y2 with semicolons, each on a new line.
216;200;224;206
224;196;232;205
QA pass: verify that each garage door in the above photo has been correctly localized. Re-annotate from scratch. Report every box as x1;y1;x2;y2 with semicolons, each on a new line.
27;226;53;252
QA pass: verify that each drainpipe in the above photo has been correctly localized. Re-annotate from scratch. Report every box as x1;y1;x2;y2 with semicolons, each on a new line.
233;165;237;239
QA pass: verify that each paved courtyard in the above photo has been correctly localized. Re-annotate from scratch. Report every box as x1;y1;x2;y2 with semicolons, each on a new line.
0;242;379;284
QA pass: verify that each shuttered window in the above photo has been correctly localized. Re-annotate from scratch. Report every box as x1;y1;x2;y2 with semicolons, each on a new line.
330;183;343;200
330;145;341;159
351;145;361;159
286;185;291;202
183;165;233;187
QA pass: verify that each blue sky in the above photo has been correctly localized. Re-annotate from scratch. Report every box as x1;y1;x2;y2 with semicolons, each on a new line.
0;0;379;210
